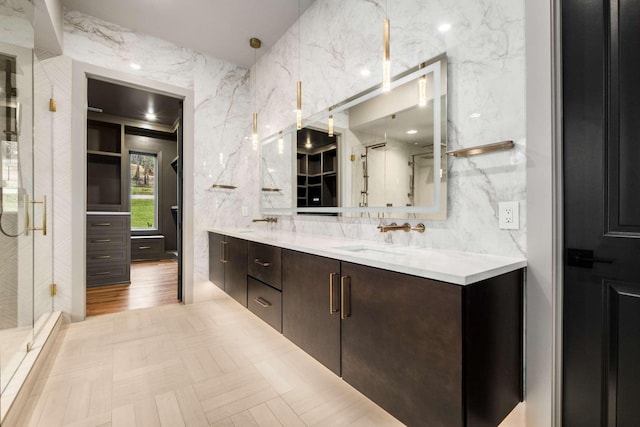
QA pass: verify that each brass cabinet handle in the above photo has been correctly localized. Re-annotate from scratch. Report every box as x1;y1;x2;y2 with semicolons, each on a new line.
220;240;227;263
24;193;30;236
341;276;351;319
93;239;111;243
93;223;111;227
91;271;111;276
254;259;271;267
93;255;111;260
138;246;152;250
329;272;339;314
253;297;271;308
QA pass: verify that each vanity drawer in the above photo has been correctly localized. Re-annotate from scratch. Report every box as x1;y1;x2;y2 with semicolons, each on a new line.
248;242;282;290
131;236;165;261
86;262;130;287
87;215;130;237
247;277;282;332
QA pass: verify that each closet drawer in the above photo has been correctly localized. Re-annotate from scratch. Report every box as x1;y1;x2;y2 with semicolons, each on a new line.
248;242;282;290
247;277;282;332
87;215;130;237
86;262;130;287
87;250;127;265
131;236;165;261
87;233;129;251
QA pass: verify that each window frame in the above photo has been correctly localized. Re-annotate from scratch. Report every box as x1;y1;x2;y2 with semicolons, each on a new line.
129;150;160;233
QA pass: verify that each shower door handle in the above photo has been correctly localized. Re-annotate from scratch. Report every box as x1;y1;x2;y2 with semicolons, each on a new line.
28;195;47;235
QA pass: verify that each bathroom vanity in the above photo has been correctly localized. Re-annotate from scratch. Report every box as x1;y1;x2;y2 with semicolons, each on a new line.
208;228;525;427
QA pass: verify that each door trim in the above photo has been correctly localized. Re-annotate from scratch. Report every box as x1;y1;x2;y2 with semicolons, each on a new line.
70;60;195;321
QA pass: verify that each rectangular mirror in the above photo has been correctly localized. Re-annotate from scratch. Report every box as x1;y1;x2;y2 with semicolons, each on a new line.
260;54;447;219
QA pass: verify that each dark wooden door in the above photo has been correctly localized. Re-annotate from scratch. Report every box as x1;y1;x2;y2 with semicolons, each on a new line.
282;250;341;375
563;0;640;425
340;262;462;427
225;236;247;307
208;232;225;290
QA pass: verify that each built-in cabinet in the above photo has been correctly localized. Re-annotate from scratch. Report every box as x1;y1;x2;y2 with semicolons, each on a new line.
86;119;131;287
208;233;247;306
296;145;338;207
282;250;341;375
208;232;523;427
86;213;131;287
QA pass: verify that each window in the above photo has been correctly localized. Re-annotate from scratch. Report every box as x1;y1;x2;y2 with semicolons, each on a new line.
130;152;157;229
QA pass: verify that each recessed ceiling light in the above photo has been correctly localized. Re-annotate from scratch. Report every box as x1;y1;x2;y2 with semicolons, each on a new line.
470;112;482;118
130;63;142;70
406;129;418;135
266;125;271;129
438;23;452;32
244;136;249;140
145;112;157;120
360;69;371;77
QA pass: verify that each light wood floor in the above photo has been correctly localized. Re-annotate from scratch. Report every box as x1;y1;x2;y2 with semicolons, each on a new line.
86;259;179;317
19;287;405;426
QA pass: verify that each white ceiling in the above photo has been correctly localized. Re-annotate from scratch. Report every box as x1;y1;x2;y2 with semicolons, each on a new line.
62;0;315;68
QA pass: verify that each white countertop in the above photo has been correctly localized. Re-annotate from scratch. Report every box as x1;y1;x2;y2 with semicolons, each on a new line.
208;228;526;286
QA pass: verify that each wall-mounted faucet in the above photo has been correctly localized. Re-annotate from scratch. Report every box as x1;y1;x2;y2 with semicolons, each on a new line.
252;217;278;223
377;222;425;233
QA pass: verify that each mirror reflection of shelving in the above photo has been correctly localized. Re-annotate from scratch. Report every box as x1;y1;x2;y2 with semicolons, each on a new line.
296;128;338;208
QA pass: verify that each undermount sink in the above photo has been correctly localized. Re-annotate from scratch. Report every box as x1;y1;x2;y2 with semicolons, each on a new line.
332;244;407;256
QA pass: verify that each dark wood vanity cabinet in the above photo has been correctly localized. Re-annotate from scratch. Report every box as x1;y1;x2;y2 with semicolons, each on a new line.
208;233;248;306
247;242;281;290
208;233;523;427
340;262;523;427
282;250;341;375
208;232;225;289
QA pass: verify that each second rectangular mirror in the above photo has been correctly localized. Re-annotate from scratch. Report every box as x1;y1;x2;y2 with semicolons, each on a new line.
261;54;447;219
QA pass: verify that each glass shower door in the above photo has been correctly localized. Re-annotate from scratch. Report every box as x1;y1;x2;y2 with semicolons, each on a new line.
0;41;34;399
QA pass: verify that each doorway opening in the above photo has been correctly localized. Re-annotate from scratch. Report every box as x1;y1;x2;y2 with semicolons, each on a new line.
85;78;184;316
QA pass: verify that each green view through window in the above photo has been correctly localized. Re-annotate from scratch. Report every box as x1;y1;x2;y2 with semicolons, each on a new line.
130;152;157;229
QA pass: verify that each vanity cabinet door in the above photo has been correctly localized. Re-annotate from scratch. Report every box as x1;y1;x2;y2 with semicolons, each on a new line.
208;232;225;290
225;236;248;307
340;262;463;427
282;250;341;375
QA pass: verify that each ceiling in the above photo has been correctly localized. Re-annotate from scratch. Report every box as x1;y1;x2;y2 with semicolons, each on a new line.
88;78;180;126
62;0;315;68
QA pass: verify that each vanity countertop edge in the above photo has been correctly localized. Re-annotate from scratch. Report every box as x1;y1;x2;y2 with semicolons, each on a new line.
208;228;526;286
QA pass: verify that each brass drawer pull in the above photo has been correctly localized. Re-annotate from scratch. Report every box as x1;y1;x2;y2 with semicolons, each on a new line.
254;259;271;267
91;271;111;276
253;297;271;308
93;255;111;260
341;276;351;319
93;239;111;243
138;246;152;250
329;272;339;314
93;223;111;227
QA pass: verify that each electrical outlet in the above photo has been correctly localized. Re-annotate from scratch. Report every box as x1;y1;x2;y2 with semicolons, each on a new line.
499;201;519;230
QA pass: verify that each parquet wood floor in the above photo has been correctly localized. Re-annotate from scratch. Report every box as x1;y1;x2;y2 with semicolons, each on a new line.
20;288;404;426
86;259;179;317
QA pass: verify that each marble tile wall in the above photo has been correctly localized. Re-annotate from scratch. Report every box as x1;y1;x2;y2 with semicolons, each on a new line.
254;0;526;258
61;10;252;305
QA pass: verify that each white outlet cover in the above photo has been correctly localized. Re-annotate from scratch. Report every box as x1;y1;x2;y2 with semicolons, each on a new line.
499;201;519;230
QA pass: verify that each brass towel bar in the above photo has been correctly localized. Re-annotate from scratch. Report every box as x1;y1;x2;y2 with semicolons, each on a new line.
445;140;514;157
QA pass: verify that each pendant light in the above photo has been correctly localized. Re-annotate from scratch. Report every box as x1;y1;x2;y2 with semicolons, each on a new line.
382;0;391;92
296;0;303;130
250;37;262;150
328;115;334;137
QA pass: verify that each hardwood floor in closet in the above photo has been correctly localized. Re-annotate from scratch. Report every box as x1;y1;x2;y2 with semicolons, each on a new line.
86;259;179;317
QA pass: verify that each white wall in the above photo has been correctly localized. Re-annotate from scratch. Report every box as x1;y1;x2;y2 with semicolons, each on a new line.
42;9;252;316
254;0;527;258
